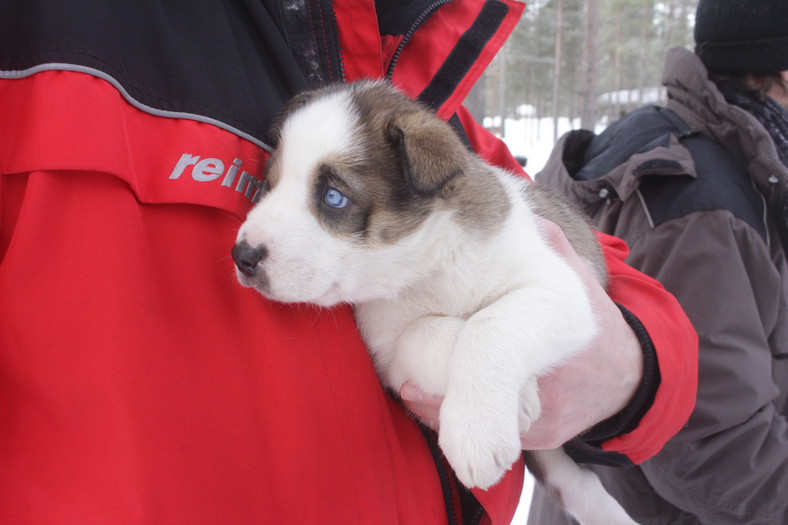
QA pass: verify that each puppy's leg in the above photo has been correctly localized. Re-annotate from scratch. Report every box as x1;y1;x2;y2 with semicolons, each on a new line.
437;302;527;489
390;314;465;394
530;449;639;525
519;375;542;432
438;271;596;489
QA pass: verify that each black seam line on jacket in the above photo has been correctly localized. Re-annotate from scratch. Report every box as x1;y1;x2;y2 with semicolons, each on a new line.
775;353;788;361
384;0;452;81
0;64;274;153
449;113;474;150
416;423;461;525
417;0;509;111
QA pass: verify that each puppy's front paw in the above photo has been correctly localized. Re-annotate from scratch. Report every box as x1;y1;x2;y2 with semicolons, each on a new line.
518;376;542;432
438;399;521;489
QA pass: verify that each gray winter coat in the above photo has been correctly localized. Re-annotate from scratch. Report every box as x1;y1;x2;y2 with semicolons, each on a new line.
529;47;788;524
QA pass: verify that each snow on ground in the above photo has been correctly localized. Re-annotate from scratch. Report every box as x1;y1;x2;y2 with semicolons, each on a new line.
510;467;536;525
500;116;563;178
489;115;608;179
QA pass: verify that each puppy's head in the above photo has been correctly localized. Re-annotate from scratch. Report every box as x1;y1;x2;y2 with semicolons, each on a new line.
232;81;471;306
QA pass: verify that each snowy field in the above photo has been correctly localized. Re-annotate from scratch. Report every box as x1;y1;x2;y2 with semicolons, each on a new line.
492;114;607;178
510;469;536;525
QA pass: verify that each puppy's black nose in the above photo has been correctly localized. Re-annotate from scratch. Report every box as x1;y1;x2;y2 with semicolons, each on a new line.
232;241;267;277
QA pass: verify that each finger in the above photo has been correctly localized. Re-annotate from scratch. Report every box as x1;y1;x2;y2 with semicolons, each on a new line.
399;382;442;430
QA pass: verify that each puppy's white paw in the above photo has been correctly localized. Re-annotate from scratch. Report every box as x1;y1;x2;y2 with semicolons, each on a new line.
438;398;521;489
518;376;542;432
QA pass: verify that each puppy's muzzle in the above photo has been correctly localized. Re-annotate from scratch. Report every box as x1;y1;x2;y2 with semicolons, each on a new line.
232;241;267;277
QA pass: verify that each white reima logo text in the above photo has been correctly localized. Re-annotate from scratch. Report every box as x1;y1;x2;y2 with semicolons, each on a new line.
169;153;265;202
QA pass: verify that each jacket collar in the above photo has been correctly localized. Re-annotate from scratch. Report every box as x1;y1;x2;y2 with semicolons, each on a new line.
664;47;788;202
538;111;697;211
331;0;524;123
384;0;524;120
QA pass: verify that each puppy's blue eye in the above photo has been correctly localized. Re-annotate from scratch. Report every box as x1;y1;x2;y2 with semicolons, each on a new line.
324;187;349;208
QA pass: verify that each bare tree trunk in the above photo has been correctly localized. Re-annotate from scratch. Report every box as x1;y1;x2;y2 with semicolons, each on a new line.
613;11;621;120
465;72;487;124
627;1;651;110
660;0;676;104
569;60;577;124
498;47;507;135
580;0;601;130
551;0;563;142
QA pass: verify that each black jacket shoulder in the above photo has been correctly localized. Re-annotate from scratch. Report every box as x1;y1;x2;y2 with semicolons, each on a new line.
638;132;767;241
0;0;324;146
571;105;767;242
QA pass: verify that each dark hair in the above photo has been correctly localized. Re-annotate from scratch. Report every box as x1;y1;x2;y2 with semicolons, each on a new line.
709;72;786;100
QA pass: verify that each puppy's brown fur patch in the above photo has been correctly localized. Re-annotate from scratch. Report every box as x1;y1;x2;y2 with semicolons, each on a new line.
348;82;510;241
265;81;510;246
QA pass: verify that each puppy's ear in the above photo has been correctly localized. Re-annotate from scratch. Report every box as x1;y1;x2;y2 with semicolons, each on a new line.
268;91;316;146
386;111;468;198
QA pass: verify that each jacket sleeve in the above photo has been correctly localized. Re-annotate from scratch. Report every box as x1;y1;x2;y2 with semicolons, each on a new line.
593;231;697;464
455;105;698;465
623;210;788;523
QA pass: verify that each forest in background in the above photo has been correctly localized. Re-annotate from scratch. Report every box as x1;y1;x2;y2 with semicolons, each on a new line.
467;0;698;138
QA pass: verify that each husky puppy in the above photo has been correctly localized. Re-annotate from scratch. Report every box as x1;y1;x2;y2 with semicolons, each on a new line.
232;81;638;525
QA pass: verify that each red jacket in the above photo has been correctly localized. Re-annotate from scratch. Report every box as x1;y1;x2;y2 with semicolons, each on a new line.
0;1;696;523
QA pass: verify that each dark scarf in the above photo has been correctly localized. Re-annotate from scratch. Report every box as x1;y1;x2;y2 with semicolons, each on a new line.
719;80;788;168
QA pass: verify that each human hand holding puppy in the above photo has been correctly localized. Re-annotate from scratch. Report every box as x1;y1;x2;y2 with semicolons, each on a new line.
400;216;644;451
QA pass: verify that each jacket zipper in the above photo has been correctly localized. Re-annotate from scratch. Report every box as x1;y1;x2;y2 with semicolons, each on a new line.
384;0;453;81
439;452;462;525
326;0;346;83
419;424;465;525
